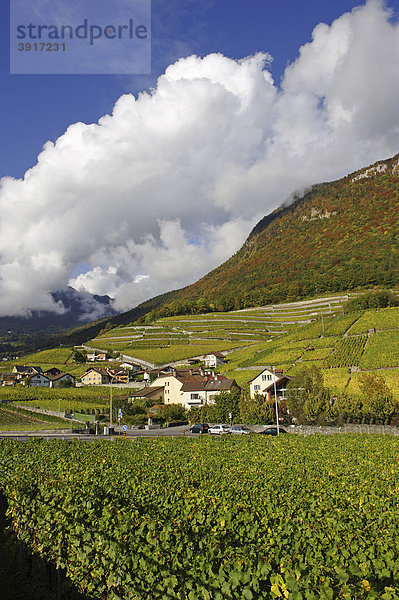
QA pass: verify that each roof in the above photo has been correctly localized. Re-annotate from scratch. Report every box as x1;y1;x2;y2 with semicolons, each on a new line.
181;376;236;392
261;375;291;392
13;365;43;374
205;352;225;358
131;386;164;398
248;367;284;384
51;372;76;382
82;368;110;377
204;378;236;391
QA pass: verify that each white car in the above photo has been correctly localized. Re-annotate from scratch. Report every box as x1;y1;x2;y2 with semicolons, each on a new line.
208;424;231;435
230;425;253;435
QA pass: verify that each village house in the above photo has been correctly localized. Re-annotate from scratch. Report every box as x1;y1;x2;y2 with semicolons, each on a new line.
81;368;111;385
120;361;141;373
1;373;18;386
130;386;165;404
30;373;52;387
51;373;76;387
203;352;226;368
29;372;76;388
146;369;238;410
12;365;42;381
80;367;129;386
43;367;62;378
108;369;129;384
248;368;291;400
86;351;109;362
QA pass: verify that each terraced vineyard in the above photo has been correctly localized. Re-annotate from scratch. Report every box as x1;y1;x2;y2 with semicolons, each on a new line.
85;293;399;399
88;295;350;365
324;336;367;368
4;292;399;406
212;302;399;399
0;346;87;378
347;307;399;335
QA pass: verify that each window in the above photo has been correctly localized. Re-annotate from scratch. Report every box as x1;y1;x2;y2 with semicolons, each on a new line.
254;385;260;391
190;393;200;400
267;374;272;381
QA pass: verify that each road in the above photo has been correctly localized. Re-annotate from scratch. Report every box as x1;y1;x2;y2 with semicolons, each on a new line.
0;425;202;442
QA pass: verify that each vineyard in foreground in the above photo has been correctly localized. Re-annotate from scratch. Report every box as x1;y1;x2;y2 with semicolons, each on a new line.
1;436;399;600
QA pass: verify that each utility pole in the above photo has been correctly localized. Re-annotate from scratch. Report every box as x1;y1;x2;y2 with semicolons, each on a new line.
110;370;124;433
273;366;280;435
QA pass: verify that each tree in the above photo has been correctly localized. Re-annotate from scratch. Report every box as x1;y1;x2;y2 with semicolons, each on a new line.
335;392;363;423
344;291;399;313
303;388;330;424
73;350;86;363
158;404;187;423
358;373;396;423
286;365;328;424
209;387;241;423
239;393;275;425
57;376;75;388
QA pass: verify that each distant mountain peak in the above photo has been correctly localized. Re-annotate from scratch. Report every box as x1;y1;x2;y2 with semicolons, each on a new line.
0;287;117;336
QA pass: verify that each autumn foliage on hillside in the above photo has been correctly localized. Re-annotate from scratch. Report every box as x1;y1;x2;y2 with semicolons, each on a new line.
149;153;399;319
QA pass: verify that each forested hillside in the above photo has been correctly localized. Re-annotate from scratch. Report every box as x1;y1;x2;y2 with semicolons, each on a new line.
151;153;399;317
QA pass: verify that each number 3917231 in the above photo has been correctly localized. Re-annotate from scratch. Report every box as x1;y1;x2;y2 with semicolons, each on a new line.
18;42;66;52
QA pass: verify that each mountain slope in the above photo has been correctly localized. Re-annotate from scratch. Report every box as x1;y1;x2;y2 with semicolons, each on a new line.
158;153;399;314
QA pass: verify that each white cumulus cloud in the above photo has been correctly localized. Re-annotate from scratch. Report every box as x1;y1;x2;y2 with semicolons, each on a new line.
0;0;399;316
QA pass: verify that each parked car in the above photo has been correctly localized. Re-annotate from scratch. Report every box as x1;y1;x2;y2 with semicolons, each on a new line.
259;427;288;436
189;423;209;434
230;425;253;435
208;424;231;435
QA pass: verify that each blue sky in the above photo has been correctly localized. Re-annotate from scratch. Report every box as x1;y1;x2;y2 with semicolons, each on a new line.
1;0;399;317
2;0;397;179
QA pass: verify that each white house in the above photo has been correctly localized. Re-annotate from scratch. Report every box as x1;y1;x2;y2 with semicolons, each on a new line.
30;373;52;388
203;352;225;368
121;362;141;373
248;368;291;400
29;372;76;388
86;351;109;362
149;370;237;410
